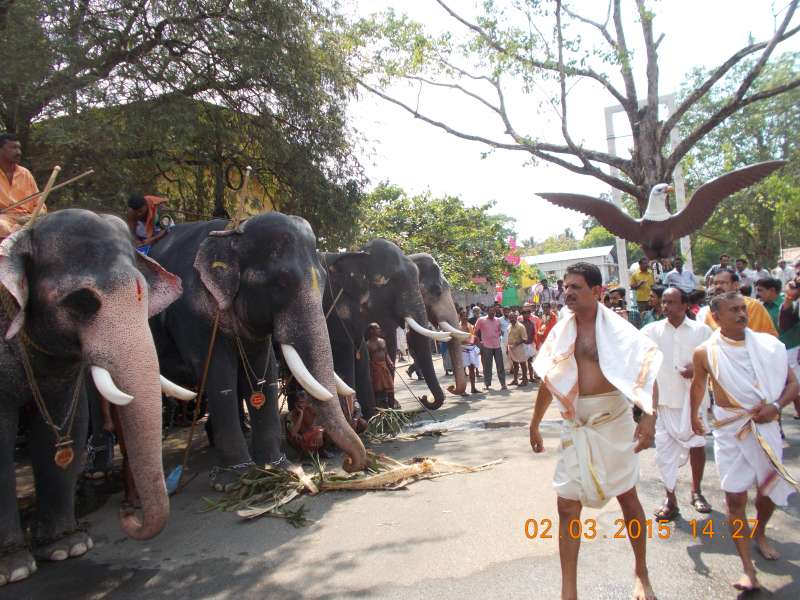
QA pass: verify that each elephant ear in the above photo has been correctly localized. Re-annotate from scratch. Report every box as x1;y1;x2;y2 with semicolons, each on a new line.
194;235;240;311
324;251;370;274
0;228;33;340
135;253;183;318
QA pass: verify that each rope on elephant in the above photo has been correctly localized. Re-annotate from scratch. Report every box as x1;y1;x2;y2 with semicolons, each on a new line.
203;450;501;524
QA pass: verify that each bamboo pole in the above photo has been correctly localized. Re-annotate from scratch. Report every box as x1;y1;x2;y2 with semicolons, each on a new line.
24;166;61;228
0;169;94;214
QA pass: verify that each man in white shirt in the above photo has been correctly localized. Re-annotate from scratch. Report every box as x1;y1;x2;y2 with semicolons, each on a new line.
735;258;757;295
642;287;713;521
664;256;697;293
752;261;771;281
773;259;795;285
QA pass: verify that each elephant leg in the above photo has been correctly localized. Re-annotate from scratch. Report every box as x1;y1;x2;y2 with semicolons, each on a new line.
0;400;37;585
204;342;253;491
29;386;93;562
243;349;283;467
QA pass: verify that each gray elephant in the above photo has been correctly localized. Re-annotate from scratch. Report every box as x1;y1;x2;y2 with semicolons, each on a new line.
149;212;367;490
0;209;185;586
409;253;469;396
325;240;452;414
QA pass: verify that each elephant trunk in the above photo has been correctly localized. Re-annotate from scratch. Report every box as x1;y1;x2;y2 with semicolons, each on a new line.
407;329;445;409
447;335;467;395
82;279;169;540
274;282;367;473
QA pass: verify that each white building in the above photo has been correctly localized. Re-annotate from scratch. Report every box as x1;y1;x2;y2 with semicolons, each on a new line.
523;245;619;284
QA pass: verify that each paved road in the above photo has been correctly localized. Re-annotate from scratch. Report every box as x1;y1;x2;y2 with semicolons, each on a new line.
10;364;800;599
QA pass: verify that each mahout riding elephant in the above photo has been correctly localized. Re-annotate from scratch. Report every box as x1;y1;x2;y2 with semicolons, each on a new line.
325;240;451;414
409;253;469;397
0;209;186;585
149;213;367;490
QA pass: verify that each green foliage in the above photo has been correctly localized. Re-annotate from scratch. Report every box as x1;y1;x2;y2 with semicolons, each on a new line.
0;0;364;244
357;182;515;290
679;52;800;271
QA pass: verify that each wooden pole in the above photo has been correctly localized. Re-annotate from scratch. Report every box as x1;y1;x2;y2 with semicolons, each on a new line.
226;166;252;230
0;169;94;214
25;166;61;228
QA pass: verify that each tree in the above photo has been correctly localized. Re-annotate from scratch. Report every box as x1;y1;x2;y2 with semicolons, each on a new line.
354;0;800;213
0;1;364;243
357;182;514;290
680;53;800;269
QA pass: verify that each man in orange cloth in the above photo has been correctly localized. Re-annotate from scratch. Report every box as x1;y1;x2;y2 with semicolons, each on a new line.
0;133;42;238
367;323;398;409
126;193;170;254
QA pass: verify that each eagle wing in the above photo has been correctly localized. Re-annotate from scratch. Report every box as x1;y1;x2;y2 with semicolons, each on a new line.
537;193;641;241
667;160;786;239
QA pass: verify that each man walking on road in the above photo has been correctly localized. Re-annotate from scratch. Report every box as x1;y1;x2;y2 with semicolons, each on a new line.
474;306;507;390
690;292;798;592
530;262;661;600
642;287;712;521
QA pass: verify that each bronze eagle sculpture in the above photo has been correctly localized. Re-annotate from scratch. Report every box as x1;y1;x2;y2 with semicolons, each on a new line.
537;160;786;259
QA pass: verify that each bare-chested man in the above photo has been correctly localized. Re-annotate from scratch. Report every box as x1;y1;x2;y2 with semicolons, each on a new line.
529;262;660;600
690;291;798;592
366;323;398;409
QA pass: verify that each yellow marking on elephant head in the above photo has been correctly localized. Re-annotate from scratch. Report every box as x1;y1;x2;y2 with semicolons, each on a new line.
211;261;229;271
311;266;319;292
373;274;389;286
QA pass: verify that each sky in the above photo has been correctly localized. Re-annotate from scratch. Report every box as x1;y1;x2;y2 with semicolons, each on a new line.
346;1;799;244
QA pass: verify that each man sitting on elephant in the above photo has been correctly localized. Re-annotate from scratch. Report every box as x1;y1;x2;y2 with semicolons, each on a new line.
126;193;170;255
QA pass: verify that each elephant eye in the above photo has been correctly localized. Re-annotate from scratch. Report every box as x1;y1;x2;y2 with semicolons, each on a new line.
61;288;101;319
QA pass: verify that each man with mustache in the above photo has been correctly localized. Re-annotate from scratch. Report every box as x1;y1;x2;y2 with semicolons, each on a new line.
690;292;798;592
529;262;661;600
698;268;777;336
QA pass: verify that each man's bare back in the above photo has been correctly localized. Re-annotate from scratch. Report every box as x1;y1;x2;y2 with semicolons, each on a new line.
574;319;615;396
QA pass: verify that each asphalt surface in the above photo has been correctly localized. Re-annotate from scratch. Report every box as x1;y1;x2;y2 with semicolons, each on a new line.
8;361;800;600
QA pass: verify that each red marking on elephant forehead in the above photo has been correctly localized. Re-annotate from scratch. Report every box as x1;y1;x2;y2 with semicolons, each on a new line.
135;278;143;302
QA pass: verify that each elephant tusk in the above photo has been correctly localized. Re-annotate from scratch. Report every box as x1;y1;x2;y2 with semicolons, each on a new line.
160;376;197;401
281;344;334;401
334;372;356;396
404;317;452;341
90;366;134;406
440;321;470;340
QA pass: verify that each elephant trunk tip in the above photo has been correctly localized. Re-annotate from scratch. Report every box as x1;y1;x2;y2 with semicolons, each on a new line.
119;504;169;541
342;454;366;473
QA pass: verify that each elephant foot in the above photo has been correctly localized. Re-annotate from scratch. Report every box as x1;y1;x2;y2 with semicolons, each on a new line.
209;461;255;492
0;547;37;586
33;530;93;562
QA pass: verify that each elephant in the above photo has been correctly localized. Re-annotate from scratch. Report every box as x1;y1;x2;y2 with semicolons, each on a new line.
319;251;375;414
148;212;367;490
409;253;469;397
0;209;186;586
325;239;452;414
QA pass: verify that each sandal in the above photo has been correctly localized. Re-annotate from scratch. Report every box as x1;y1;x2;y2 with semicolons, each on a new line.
691;492;711;514
654;503;680;521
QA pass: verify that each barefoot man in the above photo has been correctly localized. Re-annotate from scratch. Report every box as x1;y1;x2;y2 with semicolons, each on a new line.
690;291;799;592
529;263;662;600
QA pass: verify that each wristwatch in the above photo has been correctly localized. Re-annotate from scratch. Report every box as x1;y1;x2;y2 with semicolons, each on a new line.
771;400;783;412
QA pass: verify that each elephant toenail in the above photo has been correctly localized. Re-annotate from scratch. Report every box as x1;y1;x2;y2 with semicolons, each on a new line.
50;550;68;561
69;543;87;557
86;538;94;550
0;574;8;586
30;561;37;573
9;566;30;582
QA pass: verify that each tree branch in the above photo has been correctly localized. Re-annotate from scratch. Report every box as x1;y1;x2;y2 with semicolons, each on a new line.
660;22;800;149
665;0;798;173
433;0;631;108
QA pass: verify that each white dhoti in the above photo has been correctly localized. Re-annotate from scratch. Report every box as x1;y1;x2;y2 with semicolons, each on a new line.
655;404;706;492
712;405;794;505
554;391;639;508
524;342;535;360
462;345;480;368
703;329;799;506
